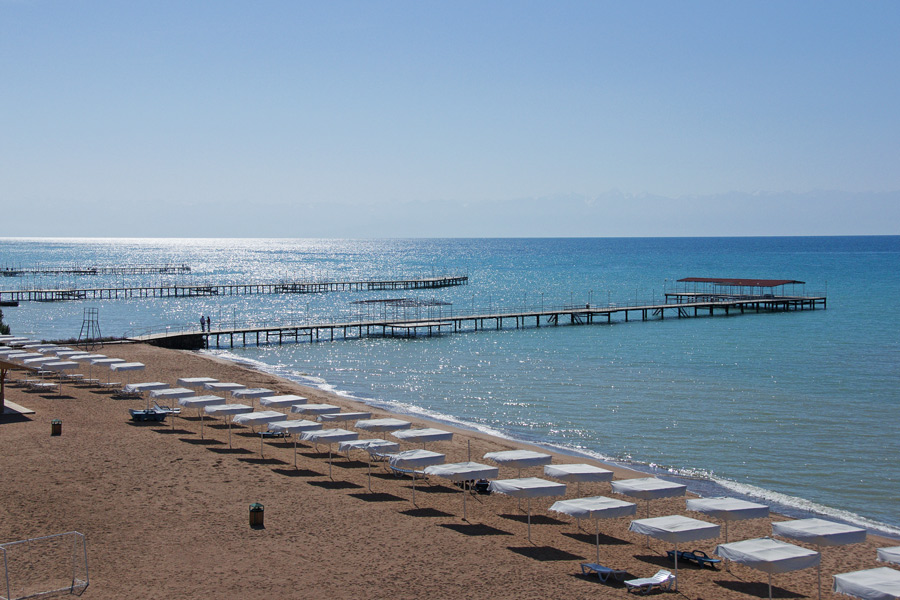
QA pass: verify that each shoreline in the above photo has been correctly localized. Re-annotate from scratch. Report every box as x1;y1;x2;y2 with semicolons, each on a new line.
206;346;900;540
1;341;896;600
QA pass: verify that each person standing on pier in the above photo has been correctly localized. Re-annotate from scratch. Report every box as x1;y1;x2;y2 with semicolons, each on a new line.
206;315;211;331
200;315;205;332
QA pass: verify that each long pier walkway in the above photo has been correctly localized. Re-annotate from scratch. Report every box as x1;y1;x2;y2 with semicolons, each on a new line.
134;293;826;350
1;264;191;277
0;275;468;302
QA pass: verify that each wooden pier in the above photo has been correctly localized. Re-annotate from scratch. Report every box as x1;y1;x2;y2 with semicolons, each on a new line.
1;264;191;277
134;293;826;350
0;275;468;303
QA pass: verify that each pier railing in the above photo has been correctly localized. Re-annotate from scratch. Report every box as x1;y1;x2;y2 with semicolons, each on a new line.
127;292;827;343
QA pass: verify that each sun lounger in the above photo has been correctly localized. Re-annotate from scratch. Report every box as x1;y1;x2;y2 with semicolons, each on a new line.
624;569;674;594
129;408;168;422
580;563;628;582
388;465;429;480
666;549;721;568
152;402;181;415
473;479;492;495
29;381;59;394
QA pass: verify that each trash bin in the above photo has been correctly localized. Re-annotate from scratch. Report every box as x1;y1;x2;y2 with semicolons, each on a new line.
249;503;264;527
51;419;62;436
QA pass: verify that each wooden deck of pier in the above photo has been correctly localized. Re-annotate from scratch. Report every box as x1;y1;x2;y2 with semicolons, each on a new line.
1;264;191;276
0;275;468;302
135;293;826;350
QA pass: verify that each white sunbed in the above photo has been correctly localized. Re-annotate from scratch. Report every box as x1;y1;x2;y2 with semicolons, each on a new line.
624;569;675;594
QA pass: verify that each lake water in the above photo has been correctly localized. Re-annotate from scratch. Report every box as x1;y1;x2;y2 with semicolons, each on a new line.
2;236;898;535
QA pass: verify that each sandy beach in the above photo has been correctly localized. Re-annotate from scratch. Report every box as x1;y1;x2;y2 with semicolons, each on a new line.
0;342;894;600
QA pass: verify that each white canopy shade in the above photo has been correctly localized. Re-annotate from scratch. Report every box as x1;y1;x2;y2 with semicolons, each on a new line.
110;362;144;372
631;515;721;591
833;567;900;600
544;463;614;483
203;382;246;393
230;388;274;399
123;382;168;394
389;449;446;504
544;463;613;496
319;411;372;422
301;428;359;444
267;420;323;469
71;354;106;362
551;496;637;563
260;394;307;408
773;518;867;547
392;427;453;446
54;350;89;358
425;461;498;482
389;449;446;470
178;395;225;408
11;353;44;363
201;404;253;448
22;344;61;351
151;387;195;400
204;404;253;416
90;357;125;366
611;477;687;501
109;362;144;386
43;361;79;371
234;411;287;454
687;497;770;542
339;438;399;455
291;403;341;415
301;428;360;479
552;496;637;520
355;418;412;433
773;518;868;600
68;353;106;384
483;450;553;474
877;547;900;565
268;420;322;434
488;477;567;498
177;377;219;388
611;477;687;518
424;462;500;520
232;411;285;427
716;537;821;573
687;497;770;521
716;537;821;600
489;477;567;541
630;515;720;544
22;357;58;366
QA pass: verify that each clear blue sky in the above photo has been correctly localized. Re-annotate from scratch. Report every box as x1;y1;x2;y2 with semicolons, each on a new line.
2;1;899;237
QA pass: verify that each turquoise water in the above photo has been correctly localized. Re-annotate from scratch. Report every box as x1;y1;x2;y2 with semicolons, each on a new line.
2;236;898;534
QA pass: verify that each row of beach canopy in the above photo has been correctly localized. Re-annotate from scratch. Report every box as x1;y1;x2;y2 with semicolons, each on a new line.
142;381;897;600
6;339;895;600
141;380;899;600
0;342;148;391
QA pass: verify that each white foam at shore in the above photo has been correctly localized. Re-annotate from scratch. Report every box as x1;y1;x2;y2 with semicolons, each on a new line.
205;348;900;540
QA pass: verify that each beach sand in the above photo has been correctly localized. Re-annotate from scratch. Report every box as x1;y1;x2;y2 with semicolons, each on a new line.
0;342;893;599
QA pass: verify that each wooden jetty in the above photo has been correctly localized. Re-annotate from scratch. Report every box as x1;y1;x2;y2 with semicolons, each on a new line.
1;264;191;277
134;292;826;350
0;275;468;303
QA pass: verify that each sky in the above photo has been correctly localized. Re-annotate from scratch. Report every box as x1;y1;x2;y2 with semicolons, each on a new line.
2;1;899;237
